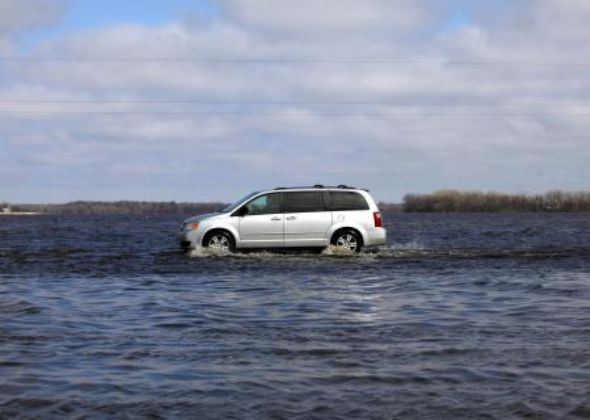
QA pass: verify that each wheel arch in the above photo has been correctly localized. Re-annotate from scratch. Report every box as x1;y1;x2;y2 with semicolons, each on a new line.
201;226;238;247
329;226;365;247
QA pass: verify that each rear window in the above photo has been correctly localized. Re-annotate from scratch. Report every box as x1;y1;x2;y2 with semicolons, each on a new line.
283;191;324;213
327;191;369;211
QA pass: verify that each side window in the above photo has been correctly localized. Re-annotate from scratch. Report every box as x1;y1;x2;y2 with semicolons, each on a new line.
244;193;281;215
328;192;369;211
283;192;324;213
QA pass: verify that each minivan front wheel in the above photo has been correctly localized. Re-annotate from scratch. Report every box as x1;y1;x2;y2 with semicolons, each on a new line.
331;229;362;253
203;230;235;252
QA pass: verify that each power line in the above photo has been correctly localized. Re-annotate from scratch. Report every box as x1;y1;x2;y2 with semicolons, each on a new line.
0;56;589;68
0;110;588;116
0;98;587;107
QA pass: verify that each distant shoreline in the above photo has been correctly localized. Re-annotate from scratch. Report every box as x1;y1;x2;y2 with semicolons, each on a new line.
3;190;590;214
1;201;226;216
403;190;590;213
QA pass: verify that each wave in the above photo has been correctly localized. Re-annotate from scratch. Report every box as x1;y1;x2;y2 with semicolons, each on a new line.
185;244;590;260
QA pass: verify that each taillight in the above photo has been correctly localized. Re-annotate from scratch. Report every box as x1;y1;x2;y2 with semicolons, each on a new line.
373;211;383;228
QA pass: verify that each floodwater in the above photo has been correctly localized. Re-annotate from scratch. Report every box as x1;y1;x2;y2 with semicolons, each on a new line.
1;213;590;418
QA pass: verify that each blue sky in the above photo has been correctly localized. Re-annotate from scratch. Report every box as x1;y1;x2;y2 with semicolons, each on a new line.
19;0;221;50
19;0;477;49
63;0;220;28
1;0;589;203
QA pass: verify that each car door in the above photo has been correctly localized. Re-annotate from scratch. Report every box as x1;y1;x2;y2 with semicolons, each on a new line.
237;192;284;248
283;191;332;247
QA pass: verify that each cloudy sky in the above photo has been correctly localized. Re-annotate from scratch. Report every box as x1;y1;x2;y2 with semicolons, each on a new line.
1;0;589;203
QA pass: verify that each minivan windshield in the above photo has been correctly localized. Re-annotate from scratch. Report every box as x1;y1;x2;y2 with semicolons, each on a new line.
222;191;260;213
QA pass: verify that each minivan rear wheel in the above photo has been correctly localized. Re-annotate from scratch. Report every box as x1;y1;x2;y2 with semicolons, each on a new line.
203;230;235;252
331;229;362;253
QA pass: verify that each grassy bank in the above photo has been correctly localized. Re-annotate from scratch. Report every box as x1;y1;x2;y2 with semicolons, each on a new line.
403;190;590;212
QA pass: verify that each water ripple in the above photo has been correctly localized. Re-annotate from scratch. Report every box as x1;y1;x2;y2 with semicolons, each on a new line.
1;213;590;417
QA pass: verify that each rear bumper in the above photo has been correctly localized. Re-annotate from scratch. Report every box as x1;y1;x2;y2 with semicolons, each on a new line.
364;227;387;247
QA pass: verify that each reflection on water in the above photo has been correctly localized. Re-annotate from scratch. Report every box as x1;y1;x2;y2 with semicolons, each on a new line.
1;213;590;418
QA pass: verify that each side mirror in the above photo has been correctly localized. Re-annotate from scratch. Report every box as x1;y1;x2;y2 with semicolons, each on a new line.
235;206;249;217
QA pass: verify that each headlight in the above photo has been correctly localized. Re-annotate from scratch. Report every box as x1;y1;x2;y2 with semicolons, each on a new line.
180;221;200;231
184;222;199;231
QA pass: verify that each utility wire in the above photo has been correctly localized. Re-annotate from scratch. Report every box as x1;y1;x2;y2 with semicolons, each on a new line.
0;56;589;68
0;99;588;107
0;110;588;116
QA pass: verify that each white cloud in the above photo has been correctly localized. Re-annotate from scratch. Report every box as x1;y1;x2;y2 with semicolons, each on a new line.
0;0;67;36
1;0;590;202
218;0;433;37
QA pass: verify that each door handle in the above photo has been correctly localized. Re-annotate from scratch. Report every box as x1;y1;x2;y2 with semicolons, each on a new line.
286;216;296;221
270;216;282;221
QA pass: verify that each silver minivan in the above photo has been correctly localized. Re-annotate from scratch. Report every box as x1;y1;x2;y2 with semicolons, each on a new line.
178;185;386;253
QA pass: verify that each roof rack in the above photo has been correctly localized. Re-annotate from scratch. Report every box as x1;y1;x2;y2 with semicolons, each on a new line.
273;185;358;190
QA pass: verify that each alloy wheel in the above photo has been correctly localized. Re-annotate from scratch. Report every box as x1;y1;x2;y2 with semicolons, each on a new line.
336;233;358;252
208;234;230;250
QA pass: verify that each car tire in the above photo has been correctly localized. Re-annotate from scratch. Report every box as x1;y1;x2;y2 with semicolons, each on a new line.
203;230;236;252
331;229;362;253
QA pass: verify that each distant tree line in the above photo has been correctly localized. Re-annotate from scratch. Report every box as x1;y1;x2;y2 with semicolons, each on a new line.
7;201;226;215
377;202;403;213
4;190;590;214
403;190;590;212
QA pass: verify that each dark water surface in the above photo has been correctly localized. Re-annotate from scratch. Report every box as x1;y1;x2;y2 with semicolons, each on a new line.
1;213;590;418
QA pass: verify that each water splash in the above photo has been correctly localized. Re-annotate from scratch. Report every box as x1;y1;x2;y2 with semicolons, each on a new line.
187;245;233;258
321;245;359;256
185;242;590;261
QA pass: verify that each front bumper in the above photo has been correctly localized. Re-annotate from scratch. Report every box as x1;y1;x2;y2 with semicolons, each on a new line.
177;229;203;249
